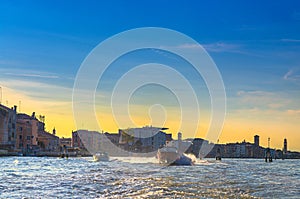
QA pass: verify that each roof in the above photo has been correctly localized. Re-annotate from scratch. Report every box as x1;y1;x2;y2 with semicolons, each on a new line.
0;104;14;112
17;113;37;120
38;130;59;139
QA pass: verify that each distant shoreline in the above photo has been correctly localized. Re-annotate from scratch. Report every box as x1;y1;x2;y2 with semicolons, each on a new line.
1;154;300;160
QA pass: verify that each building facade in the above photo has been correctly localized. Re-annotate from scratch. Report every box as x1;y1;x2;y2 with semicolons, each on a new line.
17;112;40;146
15;120;33;154
119;126;167;152
37;128;60;152
59;137;72;149
72;130;103;154
0;104;17;151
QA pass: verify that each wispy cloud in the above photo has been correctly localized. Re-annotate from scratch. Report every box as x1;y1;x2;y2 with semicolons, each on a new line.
4;72;59;79
236;90;292;110
230;91;300;122
280;39;300;43
202;42;242;53
176;43;202;49
283;69;300;82
0;67;61;79
176;42;242;53
286;109;300;115
159;42;249;55
0;79;72;102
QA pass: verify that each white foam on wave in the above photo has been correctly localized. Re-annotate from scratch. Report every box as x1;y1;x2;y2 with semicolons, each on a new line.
114;156;159;164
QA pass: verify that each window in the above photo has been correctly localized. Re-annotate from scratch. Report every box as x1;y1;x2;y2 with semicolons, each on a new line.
19;135;22;139
27;136;31;140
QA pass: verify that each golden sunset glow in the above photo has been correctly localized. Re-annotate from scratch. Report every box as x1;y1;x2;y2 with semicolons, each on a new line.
1;83;299;151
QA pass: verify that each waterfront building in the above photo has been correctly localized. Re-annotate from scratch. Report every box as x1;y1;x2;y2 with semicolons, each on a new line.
104;132;119;145
118;126;167;152
72;130;102;155
185;138;209;157
205;143;224;158
71;130;83;149
0;104;17;151
16;112;58;155
37;128;60;152
165;133;193;154
15;119;33;154
165;133;173;142
17;112;40;146
253;135;261;158
59;137;72;148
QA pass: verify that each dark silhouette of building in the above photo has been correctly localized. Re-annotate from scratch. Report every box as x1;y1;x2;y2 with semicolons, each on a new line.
254;135;259;146
283;138;287;153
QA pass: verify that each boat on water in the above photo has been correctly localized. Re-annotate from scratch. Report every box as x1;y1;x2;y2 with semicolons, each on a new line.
157;147;194;165
93;151;109;162
157;132;195;166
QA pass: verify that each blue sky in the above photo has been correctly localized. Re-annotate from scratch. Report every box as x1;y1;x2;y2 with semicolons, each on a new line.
1;1;300;149
1;0;300;88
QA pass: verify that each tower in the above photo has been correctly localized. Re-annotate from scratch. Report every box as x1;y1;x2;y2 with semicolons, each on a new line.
178;132;182;153
254;135;259;146
283;138;287;153
177;132;182;141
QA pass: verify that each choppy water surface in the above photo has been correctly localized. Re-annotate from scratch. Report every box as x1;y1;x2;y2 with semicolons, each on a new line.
0;157;299;198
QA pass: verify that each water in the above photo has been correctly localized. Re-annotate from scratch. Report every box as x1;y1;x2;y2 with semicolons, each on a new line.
0;157;299;198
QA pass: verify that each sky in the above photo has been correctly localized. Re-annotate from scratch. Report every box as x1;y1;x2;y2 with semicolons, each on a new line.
0;1;300;151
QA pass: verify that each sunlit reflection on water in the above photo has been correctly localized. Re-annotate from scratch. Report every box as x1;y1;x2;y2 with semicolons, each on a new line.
0;157;299;198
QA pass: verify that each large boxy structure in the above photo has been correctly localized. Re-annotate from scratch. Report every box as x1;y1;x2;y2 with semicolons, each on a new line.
119;126;168;152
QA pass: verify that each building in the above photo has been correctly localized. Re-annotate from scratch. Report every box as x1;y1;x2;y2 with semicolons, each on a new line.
59;137;72;149
165;132;193;154
16;112;43;154
186;138;209;158
17;112;40;146
0;104;17;151
165;133;173;142
72;130;102;154
15;119;33;154
16;112;59;155
283;138;287;153
72;130;83;149
254;135;259;146
37;128;59;152
104;132;119;145
119;126;167;152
